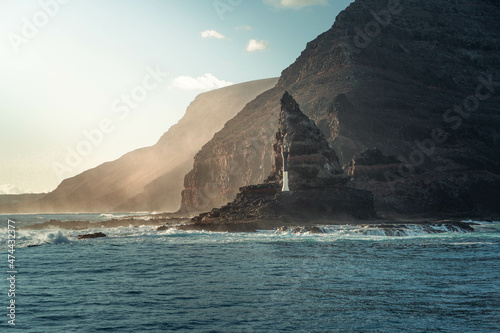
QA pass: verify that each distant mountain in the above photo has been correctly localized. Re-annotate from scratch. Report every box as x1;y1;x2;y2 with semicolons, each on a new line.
1;78;278;213
180;0;500;218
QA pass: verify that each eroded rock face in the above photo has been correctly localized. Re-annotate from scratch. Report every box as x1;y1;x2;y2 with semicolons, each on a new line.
180;0;500;218
190;93;377;224
266;92;345;189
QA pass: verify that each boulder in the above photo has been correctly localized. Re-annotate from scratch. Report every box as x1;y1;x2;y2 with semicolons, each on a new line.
77;232;106;239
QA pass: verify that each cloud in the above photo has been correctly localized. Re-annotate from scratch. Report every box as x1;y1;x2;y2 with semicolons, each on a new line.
172;73;233;91
263;0;328;9
246;39;269;52
0;184;30;194
201;29;225;39
235;25;253;31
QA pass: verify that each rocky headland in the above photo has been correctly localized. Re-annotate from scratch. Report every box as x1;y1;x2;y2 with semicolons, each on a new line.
181;93;380;231
25;93;483;234
10;0;500;233
179;0;500;220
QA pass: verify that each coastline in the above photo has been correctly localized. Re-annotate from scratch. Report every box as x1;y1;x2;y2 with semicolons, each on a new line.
20;214;480;234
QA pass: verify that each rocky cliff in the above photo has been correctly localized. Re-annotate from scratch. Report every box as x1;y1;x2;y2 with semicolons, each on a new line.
187;92;376;228
265;91;345;188
1;78;278;213
180;0;500;218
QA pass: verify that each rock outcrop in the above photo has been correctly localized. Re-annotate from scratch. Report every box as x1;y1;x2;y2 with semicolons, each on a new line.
265;91;345;188
77;232;106;239
180;0;500;219
188;93;376;226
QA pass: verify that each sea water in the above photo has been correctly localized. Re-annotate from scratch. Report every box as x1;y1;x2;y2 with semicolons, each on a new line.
1;214;499;332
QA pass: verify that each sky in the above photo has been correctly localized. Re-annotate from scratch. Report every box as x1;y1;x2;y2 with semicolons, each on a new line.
0;0;353;194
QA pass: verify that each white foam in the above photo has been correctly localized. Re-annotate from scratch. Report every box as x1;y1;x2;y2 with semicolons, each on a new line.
0;220;481;249
14;230;71;247
45;231;71;244
279;223;476;238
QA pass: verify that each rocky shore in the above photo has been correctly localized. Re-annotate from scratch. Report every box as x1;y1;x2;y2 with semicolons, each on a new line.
177;218;479;234
179;0;500;219
20;214;481;235
171;93;485;234
21;217;189;231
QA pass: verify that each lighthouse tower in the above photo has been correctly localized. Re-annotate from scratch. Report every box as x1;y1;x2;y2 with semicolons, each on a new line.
282;144;290;192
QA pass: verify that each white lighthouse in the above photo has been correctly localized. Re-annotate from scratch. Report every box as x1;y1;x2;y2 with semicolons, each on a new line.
282;144;290;192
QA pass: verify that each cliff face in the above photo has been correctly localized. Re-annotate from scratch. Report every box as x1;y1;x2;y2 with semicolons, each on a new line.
189;92;376;226
1;78;278;213
266;91;345;189
181;0;500;217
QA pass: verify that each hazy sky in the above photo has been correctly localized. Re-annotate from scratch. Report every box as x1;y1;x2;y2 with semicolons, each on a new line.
0;0;353;194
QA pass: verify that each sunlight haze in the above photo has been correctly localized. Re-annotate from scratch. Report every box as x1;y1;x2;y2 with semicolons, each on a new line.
0;0;353;193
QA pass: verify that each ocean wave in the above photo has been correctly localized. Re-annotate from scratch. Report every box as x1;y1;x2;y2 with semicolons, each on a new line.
0;221;487;249
351;223;474;237
3;225;161;248
16;230;71;248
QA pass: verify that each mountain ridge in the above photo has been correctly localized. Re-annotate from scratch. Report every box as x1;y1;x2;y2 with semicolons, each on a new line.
180;0;500;218
0;78;278;213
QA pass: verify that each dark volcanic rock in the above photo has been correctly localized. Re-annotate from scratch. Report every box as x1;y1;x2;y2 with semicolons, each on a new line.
266;91;346;188
194;186;375;223
180;0;500;219
77;232;106;239
353;148;400;167
156;225;169;231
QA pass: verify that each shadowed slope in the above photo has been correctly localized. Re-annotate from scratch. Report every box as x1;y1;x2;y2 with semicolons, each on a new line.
180;0;500;218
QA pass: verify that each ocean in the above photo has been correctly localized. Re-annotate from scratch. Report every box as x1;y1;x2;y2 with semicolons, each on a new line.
1;214;499;332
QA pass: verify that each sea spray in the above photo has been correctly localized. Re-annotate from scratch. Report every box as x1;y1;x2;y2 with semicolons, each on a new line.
14;230;71;247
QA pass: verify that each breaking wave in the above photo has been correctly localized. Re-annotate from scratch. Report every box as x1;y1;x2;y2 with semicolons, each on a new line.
16;230;71;248
1;218;494;250
7;225;161;248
